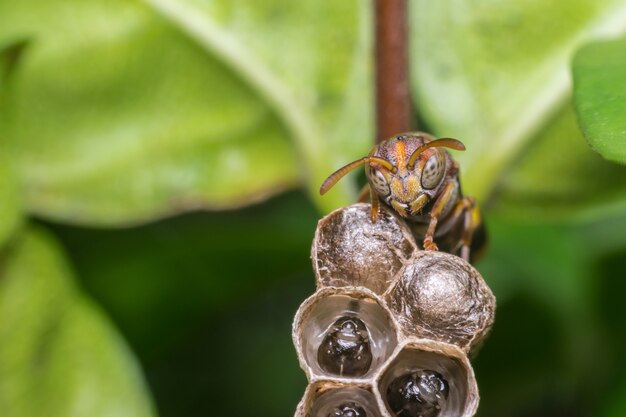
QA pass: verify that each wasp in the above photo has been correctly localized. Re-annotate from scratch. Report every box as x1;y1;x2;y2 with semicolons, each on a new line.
320;132;485;262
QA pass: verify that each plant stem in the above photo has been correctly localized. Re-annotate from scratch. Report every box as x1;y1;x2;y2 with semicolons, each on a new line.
375;0;413;143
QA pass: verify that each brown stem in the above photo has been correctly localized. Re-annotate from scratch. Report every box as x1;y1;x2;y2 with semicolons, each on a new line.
374;0;413;143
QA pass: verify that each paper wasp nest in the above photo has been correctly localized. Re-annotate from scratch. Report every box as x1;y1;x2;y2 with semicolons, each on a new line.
293;204;495;417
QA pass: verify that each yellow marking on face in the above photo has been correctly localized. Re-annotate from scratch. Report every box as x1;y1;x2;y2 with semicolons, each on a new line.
409;194;429;215
389;177;404;202
391;200;408;216
389;175;420;203
405;175;420;197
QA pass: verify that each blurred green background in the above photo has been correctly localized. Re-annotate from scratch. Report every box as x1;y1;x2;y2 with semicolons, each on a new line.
1;0;626;416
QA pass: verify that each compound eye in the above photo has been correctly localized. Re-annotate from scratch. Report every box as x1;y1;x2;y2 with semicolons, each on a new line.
368;168;390;197
421;152;445;189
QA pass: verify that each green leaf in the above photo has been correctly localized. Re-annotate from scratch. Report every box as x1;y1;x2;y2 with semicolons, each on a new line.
410;0;626;200
0;0;296;225
0;0;371;225
0;42;25;248
0;227;155;417
0;39;28;91
493;103;626;221
0;156;22;248
141;0;374;207
573;36;626;164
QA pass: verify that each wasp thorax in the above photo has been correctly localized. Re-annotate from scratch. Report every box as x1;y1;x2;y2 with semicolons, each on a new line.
318;316;373;377
386;370;449;417
327;402;367;417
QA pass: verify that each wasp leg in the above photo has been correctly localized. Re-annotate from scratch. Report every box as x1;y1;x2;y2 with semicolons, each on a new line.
423;180;457;252
357;184;370;203
434;195;482;261
369;186;381;222
460;197;481;261
354;183;381;223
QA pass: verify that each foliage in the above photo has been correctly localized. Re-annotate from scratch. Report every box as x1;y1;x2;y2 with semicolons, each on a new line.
1;0;626;416
0;228;154;417
573;36;626;164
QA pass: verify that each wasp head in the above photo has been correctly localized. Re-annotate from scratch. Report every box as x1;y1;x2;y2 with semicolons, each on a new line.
320;132;465;218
